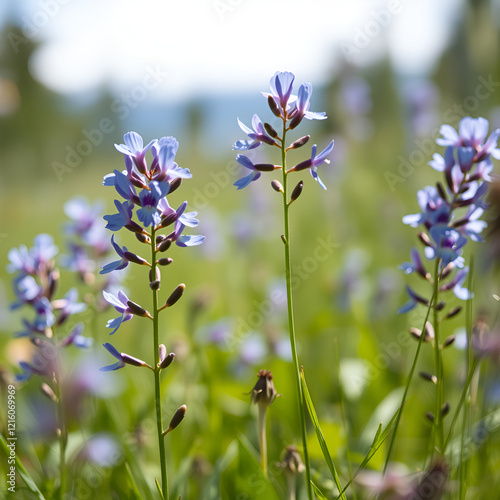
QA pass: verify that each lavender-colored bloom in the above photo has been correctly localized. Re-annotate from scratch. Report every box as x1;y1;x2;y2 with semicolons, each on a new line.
402;186;450;229
102;289;134;333
427;225;467;266
103;169;138;202
291;141;335;190
439;267;471;300
269;71;295;111
168;219;205;247
104;200;134;231
8;235;58;275
292;83;327;122
11;275;41;308
136;181;170;227
233;115;276;150
60;323;92;348
115;131;155;174
76;433;122;466
398;285;429;314
53;288;87;325
100;343;126;371
7;244;34;275
234;155;262;190
158;199;199;228
33;297;55;330
100;236;132;274
399;248;428;278
152;138;192;181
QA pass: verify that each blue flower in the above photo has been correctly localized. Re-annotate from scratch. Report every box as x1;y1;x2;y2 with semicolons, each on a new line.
289;83;327;128
103;169;138;202
290;141;334;190
60;323;92;348
102;289;134;334
399;248;428;279
100;343;126;371
100;235;143;274
104;200;134;231
33;297;55;330
53;288;87;325
439;267;471;300
269;71;295;112
427;225;467;266
136;181;170;227
233;155;262;190
11;275;41;309
115;131;155;174
233;115;276;150
398;285;429;314
168;218;205;248
152;138;192;181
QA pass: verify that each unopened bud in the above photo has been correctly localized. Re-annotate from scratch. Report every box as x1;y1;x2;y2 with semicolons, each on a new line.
157;239;172;253
124;251;148;266
271;180;284;193
435;301;446;311
121;352;151;369
268;95;281;117
290;181;304;202
254;163;277;172
419;371;437;384
291;159;313;172
289;135;310;149
165;284;185;307
160;352;175;370
445;307;462;319
441;402;450;416
441;262;455;279
418;232;432;247
157;257;173;266
135;233;151;244
169;177;182;194
264;123;278;138
163;405;187;435
161;212;178;227
127;300;148;317
426;412;435;423
289;113;304;130
436;182;448;202
150;280;161;290
443;335;456;348
280;445;305;475
156;235;167;244
149;267;161;283
41;383;57;401
127;221;146;234
410;327;422;340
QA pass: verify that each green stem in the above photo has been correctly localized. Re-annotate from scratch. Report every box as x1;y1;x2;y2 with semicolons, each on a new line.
56;377;67;500
281;121;313;500
151;226;168;499
257;405;268;477
432;258;445;454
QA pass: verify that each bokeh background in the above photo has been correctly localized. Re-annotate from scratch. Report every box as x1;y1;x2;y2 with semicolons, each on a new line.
1;0;500;498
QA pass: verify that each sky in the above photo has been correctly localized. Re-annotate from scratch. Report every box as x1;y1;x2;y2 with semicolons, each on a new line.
3;0;463;103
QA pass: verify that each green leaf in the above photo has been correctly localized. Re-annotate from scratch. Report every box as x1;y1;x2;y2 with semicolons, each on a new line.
311;481;329;499
154;477;165;500
0;433;46;499
300;369;346;500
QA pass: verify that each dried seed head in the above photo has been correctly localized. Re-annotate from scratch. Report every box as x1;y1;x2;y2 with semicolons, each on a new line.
280;445;305;476
271;180;284;193
163;405;187;435
251;370;277;407
127;300;148;317
289;135;310;149
165;284;185;307
290;181;304;202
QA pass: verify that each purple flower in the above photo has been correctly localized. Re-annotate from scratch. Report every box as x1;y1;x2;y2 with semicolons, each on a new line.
402;186;450;229
100;236;147;274
100;342;149;371
289;83;326;128
233;115;276;150
290;141;335;190
439;267;471;300
104;200;134;231
64;198;107;245
399;248;428;279
427;225;467;266
168;219;205;247
60;323;92;348
233;155;262;190
115;131;155;174
33;297;55;330
136;181;170;227
268;71;295;112
102;289;134;334
398;285;429;314
103;169;139;202
11;275;41;309
158;199;199;228
52;288;87;325
151;137;192;182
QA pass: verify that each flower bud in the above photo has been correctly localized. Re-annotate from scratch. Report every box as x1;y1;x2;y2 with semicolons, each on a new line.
127;300;148;317
436;182;448;202
169;177;182;194
254;163;277;172
289;135;310;149
48;269;59;300
280;445;305;475
163;405;187;435
161;212;178;227
156;235;167;244
441;262;455;279
159;344;166;363
157;239;172;253
419;371;437;384
267;95;281;117
157;258;173;266
135;233;151;244
271;180;284;193
445;306;462;319
441;402;450;416
149;267;161;283
41;382;57;401
165;284;185;307
426;412;435;423
127;221;146;234
150;280;161;290
434;301;446;311
159;352;175;370
289;113;304;130
121;352;152;369
124;251;149;266
264;123;278;138
443;335;456;348
290;181;304;202
251;370;277;407
290;159;313;172
418;231;432;247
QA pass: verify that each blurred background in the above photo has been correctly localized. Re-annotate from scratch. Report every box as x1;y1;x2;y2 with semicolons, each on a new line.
1;0;500;498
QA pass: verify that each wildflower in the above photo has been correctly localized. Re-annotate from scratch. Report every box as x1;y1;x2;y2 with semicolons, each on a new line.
233;115;277;150
234;155;262;190
115;131;156;174
280;446;305;500
289;83;327;129
136;181;170;227
102;289;143;334
100;235;148;274
289;141;334;190
104;200;134;231
266;71;295;114
100;342;151;371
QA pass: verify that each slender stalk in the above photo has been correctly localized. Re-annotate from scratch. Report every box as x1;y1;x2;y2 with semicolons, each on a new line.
280;120;313;500
382;292;435;474
55;373;67;500
151;226;168;499
432;257;445;454
257;405;268;476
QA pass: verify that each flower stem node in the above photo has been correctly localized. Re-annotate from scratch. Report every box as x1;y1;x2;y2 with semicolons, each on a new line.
271;180;284;193
162;405;186;436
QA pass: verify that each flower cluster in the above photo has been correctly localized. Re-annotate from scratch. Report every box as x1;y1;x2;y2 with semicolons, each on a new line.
233;71;334;191
399;117;499;314
7;234;90;381
100;131;203;369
